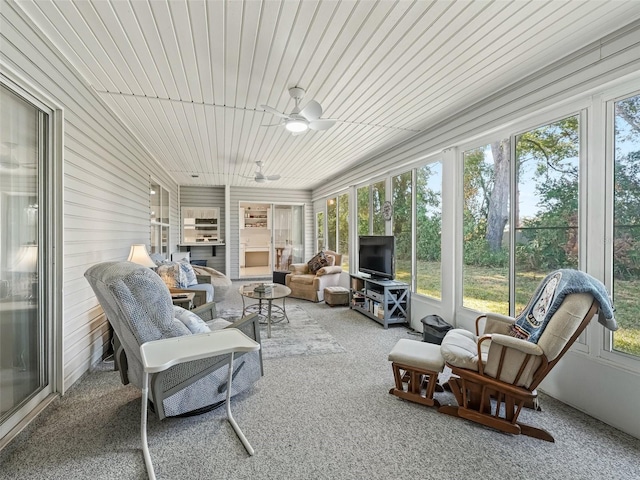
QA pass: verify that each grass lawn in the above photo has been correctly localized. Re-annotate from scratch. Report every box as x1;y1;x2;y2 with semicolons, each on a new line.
395;260;640;357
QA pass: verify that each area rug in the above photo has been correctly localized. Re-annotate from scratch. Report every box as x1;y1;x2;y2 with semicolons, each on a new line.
218;304;346;359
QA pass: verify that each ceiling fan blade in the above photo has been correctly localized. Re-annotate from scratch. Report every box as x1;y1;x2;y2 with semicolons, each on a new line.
266;174;281;181
300;100;322;121
260;123;283;127
308;119;336;131
261;105;289;119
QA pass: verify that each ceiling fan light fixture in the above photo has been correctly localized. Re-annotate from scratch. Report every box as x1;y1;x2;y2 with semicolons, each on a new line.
285;118;308;133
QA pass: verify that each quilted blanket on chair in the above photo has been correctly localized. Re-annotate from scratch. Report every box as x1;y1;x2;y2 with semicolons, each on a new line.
510;269;617;343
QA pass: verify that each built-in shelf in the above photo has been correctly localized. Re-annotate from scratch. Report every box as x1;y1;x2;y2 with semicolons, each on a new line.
182;207;220;244
240;207;271;229
178;243;225;256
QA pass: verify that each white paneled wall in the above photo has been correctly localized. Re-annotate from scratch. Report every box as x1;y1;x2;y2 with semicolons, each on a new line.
1;3;179;391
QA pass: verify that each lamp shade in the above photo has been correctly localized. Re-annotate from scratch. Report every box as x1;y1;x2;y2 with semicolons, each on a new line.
127;244;156;267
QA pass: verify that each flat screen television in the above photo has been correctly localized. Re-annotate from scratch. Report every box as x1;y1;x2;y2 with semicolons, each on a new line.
358;235;395;280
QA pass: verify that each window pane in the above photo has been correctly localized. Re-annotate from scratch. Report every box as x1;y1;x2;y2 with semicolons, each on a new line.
515;116;579;313
372;181;385;235
160;187;169;224
462;140;510;314
357;186;369;235
392;171;412;285
338;193;349;270
416;163;442;299
150;224;160;255
316;212;324;252
150;181;159;223
327;198;337;251
613;94;640;357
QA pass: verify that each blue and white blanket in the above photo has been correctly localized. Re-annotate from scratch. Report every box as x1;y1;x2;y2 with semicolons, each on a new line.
511;269;617;343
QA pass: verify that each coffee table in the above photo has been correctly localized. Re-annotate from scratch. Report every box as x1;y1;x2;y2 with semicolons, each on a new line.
239;284;291;338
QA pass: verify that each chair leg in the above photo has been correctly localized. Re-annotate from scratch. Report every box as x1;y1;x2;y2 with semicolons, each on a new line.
389;362;441;407
438;378;555;442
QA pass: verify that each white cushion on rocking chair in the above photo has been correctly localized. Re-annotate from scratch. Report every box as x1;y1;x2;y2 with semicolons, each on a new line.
440;329;489;371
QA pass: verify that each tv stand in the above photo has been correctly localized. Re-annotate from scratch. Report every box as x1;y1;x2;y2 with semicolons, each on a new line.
349;274;410;329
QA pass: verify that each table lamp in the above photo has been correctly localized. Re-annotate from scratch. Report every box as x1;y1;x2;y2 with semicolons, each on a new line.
127;244;156;267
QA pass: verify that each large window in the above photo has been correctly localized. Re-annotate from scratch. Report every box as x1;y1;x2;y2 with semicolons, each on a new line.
392;171;412;285
514;116;580;313
357;185;369;235
462;116;580;315
415;163;442;299
462;140;511;314
316;211;324;252
612;93;640;358
326;197;337;252
338;192;349;270
372;180;385;235
319;194;349;269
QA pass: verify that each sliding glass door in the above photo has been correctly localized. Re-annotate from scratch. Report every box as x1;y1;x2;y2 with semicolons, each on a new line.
240;202;304;277
0;82;52;441
273;204;304;271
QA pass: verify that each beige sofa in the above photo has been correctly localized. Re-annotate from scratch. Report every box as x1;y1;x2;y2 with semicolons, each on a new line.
285;250;343;302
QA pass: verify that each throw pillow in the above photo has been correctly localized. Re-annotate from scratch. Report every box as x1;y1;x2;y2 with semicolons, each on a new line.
150;253;167;266
179;258;199;286
173;306;211;334
156;262;183;288
156;262;190;288
307;251;329;274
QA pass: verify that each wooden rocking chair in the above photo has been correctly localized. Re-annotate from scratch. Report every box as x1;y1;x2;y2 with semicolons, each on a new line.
438;269;616;442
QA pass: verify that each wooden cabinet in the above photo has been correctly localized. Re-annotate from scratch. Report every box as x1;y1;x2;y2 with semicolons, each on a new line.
349;274;410;329
181;207;220;244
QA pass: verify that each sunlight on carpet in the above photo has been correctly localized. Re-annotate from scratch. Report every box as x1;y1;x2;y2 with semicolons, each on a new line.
219;305;346;359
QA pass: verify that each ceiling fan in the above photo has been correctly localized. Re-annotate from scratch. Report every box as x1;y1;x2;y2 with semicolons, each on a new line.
246;161;280;183
261;87;336;134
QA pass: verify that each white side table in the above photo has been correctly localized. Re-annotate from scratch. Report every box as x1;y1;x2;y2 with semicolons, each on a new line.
139;329;261;480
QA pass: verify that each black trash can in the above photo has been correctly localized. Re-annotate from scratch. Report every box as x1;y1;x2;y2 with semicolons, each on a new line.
421;315;453;344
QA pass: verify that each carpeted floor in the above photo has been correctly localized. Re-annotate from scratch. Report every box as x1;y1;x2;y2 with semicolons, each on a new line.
1;286;639;479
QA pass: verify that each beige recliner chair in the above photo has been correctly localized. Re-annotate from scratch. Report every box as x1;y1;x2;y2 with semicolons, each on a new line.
285;250;343;302
438;269;617;442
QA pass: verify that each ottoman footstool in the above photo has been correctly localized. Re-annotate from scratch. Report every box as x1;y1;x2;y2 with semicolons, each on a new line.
388;338;445;407
324;286;349;307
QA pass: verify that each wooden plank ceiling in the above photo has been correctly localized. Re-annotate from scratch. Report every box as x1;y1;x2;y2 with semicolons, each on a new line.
15;0;640;190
